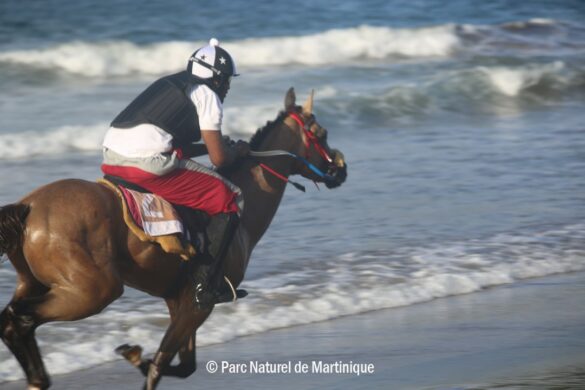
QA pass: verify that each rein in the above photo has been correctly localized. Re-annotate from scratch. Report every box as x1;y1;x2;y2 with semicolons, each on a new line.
249;111;336;192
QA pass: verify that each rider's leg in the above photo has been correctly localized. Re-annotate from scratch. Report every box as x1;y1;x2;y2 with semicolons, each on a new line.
101;149;243;215
192;212;240;308
101;151;245;307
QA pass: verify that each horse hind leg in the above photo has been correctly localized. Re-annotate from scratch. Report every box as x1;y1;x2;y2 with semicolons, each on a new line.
1;249;51;389
1;300;50;389
2;246;123;389
2;282;122;389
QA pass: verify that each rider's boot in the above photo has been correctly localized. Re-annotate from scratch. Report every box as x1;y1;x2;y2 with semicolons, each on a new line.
193;212;247;309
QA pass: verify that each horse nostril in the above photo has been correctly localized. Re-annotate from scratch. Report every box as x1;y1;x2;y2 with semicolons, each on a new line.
325;161;347;188
336;163;347;181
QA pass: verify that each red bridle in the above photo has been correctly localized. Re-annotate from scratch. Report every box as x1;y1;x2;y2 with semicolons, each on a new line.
253;111;338;192
288;111;334;164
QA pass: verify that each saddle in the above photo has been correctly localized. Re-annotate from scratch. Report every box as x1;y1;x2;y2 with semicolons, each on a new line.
98;177;210;261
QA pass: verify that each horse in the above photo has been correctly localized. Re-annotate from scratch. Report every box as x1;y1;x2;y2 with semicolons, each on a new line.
0;87;347;390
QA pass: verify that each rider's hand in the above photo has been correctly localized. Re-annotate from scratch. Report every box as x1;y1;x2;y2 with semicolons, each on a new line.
234;140;250;157
223;135;235;147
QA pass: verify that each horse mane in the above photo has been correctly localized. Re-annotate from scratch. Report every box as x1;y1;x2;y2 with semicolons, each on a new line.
220;109;294;177
249;110;290;149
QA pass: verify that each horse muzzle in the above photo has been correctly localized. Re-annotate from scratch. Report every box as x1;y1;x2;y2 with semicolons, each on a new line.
324;149;347;189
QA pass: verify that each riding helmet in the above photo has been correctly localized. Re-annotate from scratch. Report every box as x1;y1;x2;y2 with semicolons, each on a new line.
187;38;239;100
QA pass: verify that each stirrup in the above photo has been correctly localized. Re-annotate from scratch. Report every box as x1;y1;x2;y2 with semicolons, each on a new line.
194;277;248;309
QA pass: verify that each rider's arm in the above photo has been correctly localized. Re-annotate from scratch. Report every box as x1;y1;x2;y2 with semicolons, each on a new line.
201;130;250;168
201;130;235;167
192;85;249;167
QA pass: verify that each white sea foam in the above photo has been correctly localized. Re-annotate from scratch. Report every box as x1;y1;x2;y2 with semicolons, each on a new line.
0;124;108;159
230;24;459;67
1;224;584;382
502;18;557;29
0;24;460;77
0;105;272;160
340;60;580;123
479;61;566;96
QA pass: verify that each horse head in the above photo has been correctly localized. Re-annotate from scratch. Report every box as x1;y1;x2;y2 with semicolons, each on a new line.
283;87;347;189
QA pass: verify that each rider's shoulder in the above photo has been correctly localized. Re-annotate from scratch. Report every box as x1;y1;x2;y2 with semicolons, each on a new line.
190;84;222;107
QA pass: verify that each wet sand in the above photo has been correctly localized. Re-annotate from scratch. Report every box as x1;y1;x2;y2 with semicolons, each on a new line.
4;271;585;389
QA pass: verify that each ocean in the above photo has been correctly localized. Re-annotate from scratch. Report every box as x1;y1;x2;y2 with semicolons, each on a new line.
1;0;584;385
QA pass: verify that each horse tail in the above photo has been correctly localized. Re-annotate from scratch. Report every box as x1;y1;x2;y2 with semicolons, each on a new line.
0;203;30;256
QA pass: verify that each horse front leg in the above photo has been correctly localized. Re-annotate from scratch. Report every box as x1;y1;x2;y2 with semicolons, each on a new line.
115;333;197;378
144;308;211;390
116;288;212;382
162;333;197;378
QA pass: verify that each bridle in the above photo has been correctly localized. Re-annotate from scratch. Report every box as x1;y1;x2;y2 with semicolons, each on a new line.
249;110;339;192
287;111;334;164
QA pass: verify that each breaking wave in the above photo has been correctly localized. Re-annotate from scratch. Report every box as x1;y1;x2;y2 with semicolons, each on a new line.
0;58;583;161
0;24;461;77
0;105;275;160
1;18;580;80
335;60;585;123
0;124;107;160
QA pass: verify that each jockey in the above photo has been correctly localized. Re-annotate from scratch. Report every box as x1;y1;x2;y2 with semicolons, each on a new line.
101;38;249;308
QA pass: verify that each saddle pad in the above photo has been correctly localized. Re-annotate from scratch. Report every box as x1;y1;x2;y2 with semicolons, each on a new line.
121;187;183;237
98;178;196;260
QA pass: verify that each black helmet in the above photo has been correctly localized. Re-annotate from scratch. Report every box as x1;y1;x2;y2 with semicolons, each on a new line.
187;38;239;101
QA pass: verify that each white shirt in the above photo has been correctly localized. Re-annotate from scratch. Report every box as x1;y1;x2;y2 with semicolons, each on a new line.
103;84;222;158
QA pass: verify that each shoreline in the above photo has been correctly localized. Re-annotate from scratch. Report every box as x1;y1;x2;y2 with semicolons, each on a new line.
3;271;585;389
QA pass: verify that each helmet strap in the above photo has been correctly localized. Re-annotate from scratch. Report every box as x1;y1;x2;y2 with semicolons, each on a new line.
214;78;230;102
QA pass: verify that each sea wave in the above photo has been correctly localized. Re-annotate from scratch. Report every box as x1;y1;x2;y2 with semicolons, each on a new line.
0;24;461;77
1;223;583;382
477;61;569;96
0;59;582;161
0;106;276;160
0;18;580;80
337;60;585;123
0;124;108;160
427;60;584;104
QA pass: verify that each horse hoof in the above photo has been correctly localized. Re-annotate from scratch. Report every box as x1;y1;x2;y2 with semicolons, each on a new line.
114;343;130;355
115;344;143;366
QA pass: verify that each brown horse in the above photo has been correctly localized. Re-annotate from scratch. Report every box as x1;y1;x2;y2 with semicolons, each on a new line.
0;88;347;390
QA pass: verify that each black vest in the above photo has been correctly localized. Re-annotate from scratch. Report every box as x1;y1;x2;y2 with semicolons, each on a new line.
111;71;203;147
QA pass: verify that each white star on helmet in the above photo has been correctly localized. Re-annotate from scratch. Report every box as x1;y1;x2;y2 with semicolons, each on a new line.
219;56;226;65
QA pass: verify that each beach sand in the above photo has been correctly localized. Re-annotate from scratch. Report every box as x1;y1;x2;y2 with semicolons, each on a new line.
4;271;585;389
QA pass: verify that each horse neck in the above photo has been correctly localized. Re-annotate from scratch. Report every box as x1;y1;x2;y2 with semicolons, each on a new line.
230;117;302;248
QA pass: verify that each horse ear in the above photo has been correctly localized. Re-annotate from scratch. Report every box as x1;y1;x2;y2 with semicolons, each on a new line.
285;87;296;111
302;89;314;115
